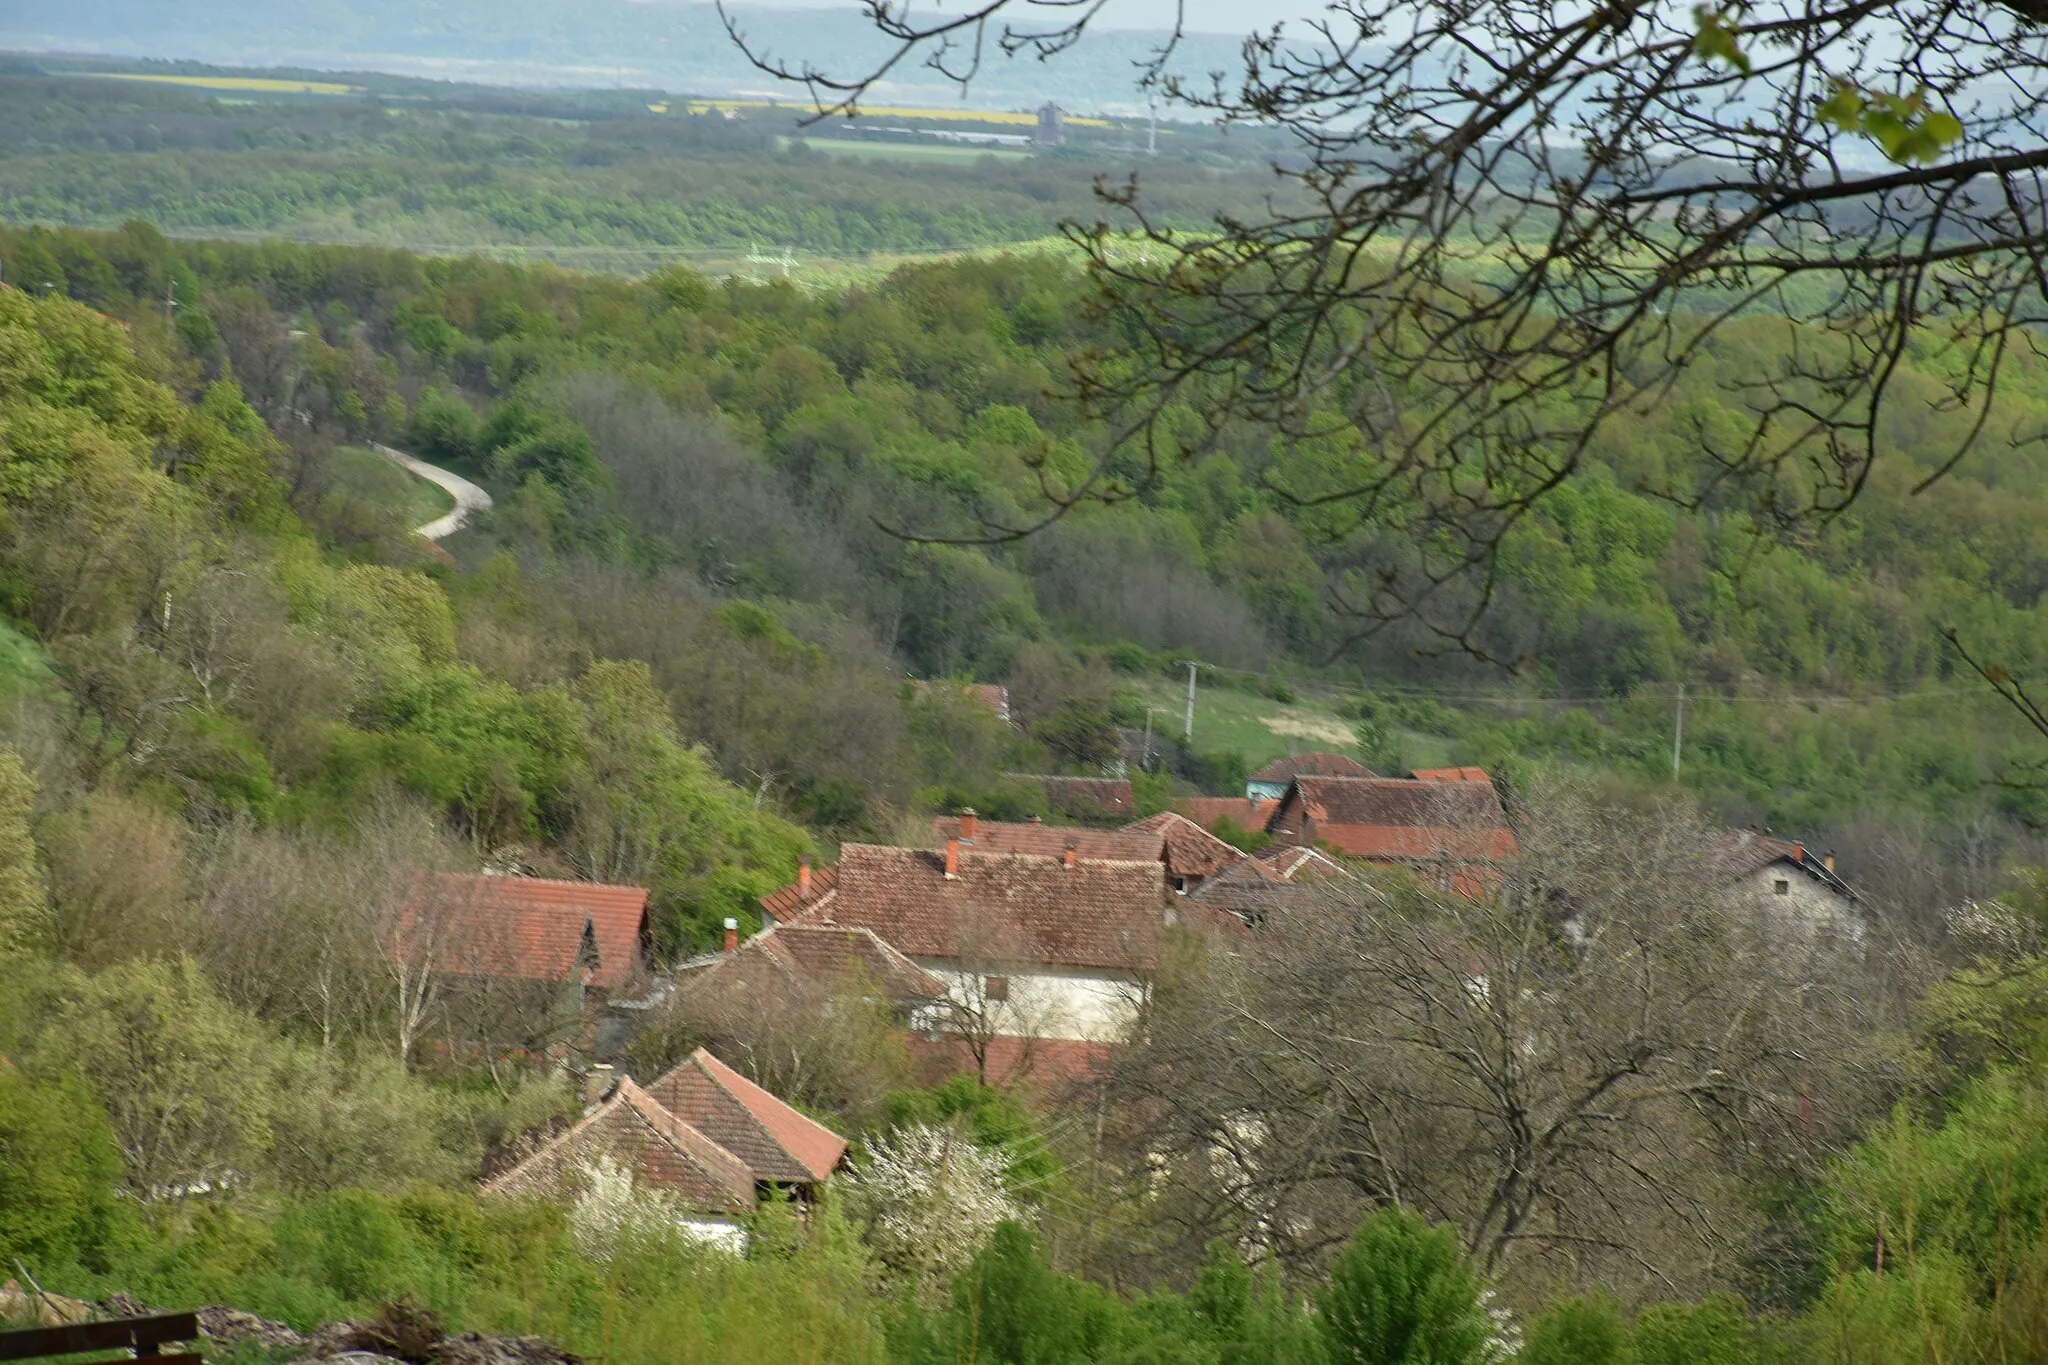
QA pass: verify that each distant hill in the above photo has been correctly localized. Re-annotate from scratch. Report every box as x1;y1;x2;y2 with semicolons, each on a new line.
0;0;1250;111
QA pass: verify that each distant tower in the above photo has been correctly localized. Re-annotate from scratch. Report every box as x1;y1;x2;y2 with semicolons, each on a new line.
1034;101;1065;147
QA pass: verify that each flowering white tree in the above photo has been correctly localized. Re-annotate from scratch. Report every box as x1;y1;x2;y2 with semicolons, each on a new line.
568;1155;744;1259
841;1124;1022;1292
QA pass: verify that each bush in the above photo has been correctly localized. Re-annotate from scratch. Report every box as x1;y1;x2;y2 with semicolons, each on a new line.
1522;1295;1632;1365
1318;1207;1496;1365
0;1069;128;1273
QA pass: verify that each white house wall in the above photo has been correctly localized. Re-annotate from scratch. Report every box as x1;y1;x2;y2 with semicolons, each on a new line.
1724;866;1862;949
916;961;1145;1042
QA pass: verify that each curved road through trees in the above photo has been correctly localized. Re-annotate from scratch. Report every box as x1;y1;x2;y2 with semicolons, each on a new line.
374;444;494;540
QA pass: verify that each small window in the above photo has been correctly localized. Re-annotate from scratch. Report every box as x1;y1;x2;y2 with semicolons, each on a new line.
984;975;1010;1002
1172;877;1188;894
1773;877;1791;895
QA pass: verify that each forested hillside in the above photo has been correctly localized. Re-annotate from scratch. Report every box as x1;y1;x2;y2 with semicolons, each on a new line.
0;70;1283;258
6;216;2044;855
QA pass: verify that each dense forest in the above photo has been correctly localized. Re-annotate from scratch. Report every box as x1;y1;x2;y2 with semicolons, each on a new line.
8;209;2048;1360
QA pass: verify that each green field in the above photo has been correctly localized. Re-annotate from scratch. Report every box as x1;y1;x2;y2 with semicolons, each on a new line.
1131;676;1458;774
329;445;456;529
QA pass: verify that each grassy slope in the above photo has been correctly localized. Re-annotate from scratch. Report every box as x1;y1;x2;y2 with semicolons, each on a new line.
1130;676;1458;774
330;445;456;528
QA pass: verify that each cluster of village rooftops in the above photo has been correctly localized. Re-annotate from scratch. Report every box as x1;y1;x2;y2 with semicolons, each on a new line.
428;752;1857;1237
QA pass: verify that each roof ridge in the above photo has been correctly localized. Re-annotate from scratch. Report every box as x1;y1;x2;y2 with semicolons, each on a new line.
685;1048;845;1181
434;871;650;896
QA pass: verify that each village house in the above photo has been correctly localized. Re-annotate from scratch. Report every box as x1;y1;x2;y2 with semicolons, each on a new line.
679;918;949;1024
1185;843;1354;926
768;838;1242;1084
481;1073;757;1251
639;1047;849;1201
1244;751;1377;804
929;807;1245;893
1175;794;1277;835
1264;771;1517;893
480;1047;847;1250
380;873;654;1063
1715;829;1861;946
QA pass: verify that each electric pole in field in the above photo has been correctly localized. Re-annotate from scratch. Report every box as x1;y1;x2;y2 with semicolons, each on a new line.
1178;660;1202;741
1672;682;1686;781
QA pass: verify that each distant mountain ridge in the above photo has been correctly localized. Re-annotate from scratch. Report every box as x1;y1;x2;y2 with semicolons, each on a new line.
0;0;1251;111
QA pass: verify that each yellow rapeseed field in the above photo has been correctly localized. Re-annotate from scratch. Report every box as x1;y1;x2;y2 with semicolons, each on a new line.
78;72;361;96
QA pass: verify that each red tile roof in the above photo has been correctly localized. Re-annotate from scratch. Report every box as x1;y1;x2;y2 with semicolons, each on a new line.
1121;811;1246;881
482;1076;754;1214
642;1049;848;1186
932;817;1160;863
1411;767;1495;784
686;923;947;1002
387;873;650;991
1175;796;1276;833
1277;775;1518;863
1250;751;1376;783
802;843;1181;973
1714;830;1855;898
759;863;837;922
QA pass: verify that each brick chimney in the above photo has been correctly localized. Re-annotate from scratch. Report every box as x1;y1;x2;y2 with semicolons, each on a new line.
1063;839;1078;870
797;854;813;898
960;807;978;841
723;917;739;954
584;1063;615;1108
945;837;960;879
1824;851;1836;874
1792;841;1805;865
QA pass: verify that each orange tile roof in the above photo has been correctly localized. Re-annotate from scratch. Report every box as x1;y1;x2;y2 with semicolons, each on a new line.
759;863;837;921
482;1077;755;1214
806;843;1179;973
1411;767;1494;784
1278;775;1517;863
1121;811;1246;881
687;923;947;1002
932;817;1160;862
1175;796;1275;833
643;1049;848;1185
387;873;650;991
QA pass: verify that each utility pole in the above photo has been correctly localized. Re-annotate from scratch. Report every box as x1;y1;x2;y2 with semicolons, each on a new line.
1180;660;1200;741
164;279;178;333
1146;93;1158;156
1671;682;1686;782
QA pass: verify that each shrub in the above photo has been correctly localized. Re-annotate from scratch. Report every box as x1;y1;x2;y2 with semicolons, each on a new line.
1317;1207;1497;1365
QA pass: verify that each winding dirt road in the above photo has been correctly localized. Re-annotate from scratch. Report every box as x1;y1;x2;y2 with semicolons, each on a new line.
374;443;494;540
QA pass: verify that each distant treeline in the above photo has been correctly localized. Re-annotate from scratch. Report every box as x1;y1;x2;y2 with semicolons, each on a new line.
0;73;1286;256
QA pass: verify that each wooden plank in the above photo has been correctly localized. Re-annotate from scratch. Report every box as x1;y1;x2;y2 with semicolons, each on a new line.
0;1314;199;1362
